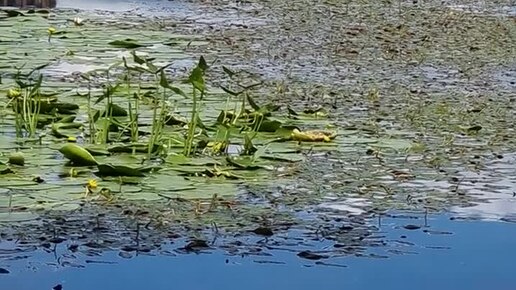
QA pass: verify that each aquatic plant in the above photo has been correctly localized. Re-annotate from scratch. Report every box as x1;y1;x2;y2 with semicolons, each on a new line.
7;65;46;138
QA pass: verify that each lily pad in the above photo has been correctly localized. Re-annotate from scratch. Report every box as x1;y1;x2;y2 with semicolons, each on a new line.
96;164;146;177
0;212;38;222
109;39;145;49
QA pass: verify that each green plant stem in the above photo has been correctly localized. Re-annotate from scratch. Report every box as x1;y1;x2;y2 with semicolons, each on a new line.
184;86;199;156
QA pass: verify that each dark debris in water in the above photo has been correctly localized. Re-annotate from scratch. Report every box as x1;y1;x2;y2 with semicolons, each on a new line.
403;225;422;230
297;251;329;261
182;239;210;252
252;227;274;237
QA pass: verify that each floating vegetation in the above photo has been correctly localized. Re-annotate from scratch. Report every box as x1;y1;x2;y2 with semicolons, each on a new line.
0;7;340;224
0;0;515;273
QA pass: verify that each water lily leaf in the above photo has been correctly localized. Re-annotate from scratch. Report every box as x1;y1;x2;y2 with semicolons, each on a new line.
303;107;328;117
59;144;98;166
107;103;128;117
51;122;83;138
59;115;76;123
260;153;304;163
3;10;24;17
0;212;38;222
272;126;299;140
195;168;243;179
84;146;111;156
0;179;38;187
226;156;267;170
109;39;145;49
220;86;242;96
291;129;337;142
0;165;14;174
108;143;159;153
222;66;235;78
258;120;282;132
166;154;221;166
96;164;146;177
46;102;79;114
374;139;413;151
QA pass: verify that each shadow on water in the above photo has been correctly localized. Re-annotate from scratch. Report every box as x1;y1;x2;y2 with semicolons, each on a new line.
1;213;515;290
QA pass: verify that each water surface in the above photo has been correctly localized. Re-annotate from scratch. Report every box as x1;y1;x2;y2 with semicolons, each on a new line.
1;214;515;290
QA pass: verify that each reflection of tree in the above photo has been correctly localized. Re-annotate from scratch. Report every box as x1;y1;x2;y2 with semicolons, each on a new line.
0;0;56;8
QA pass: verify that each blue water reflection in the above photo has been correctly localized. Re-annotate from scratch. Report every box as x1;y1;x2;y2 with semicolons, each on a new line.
1;214;515;290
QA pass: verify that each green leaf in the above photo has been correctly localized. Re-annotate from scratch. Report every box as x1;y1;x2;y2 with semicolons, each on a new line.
96;164;146;177
4;10;24;17
222;66;235;77
258;120;282;132
59;144;98;166
170;86;188;98
0;212;39;222
131;50;146;65
287;107;299;116
159;69;170;89
107;103;128;117
198;56;208;71
146;60;158;74
189;67;205;91
108;39;145;49
220;86;242;96
247;95;261;111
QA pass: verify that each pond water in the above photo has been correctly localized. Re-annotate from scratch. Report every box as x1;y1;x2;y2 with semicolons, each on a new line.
1;0;515;289
2;213;515;290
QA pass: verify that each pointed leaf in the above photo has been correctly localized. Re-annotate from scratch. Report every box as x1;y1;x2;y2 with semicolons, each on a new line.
198;56;208;71
247;95;261;111
170;86;188;98
159;69;170;89
222;66;235;77
131;50;146;65
220;86;242;97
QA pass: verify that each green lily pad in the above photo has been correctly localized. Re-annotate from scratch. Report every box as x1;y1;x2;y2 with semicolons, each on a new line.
109;39;145;49
96;164;146;177
258;120;282;132
0;212;38;222
166;154;222;166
